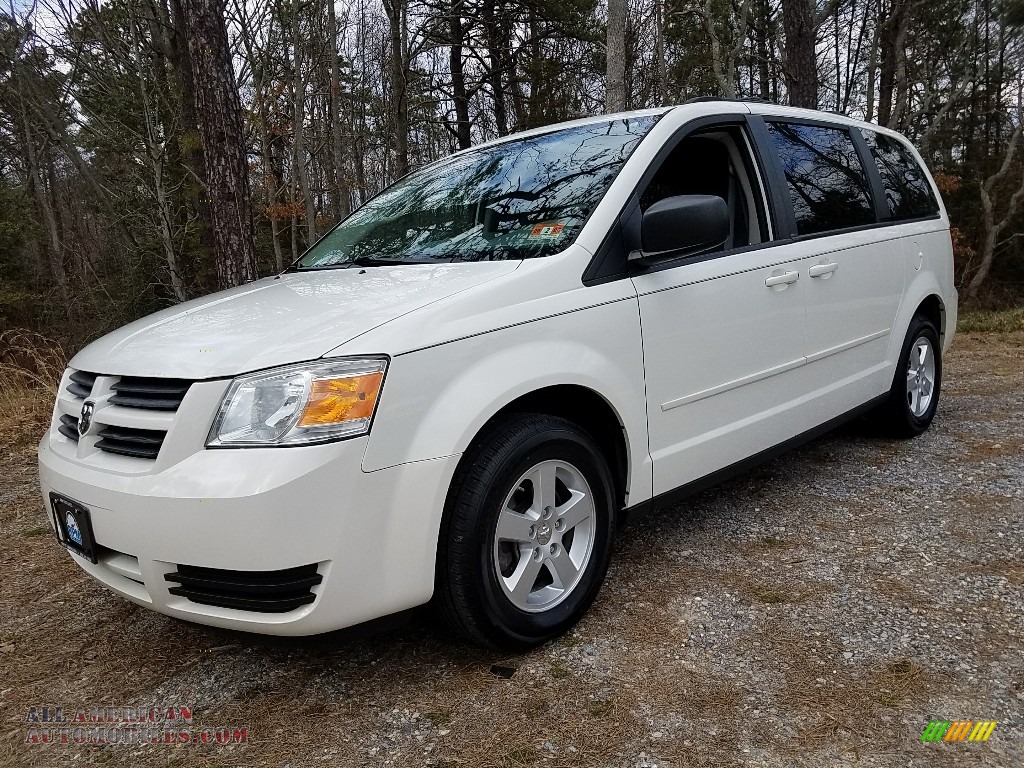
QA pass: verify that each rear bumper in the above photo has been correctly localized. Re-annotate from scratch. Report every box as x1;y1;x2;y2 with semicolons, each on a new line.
944;288;958;352
38;436;459;635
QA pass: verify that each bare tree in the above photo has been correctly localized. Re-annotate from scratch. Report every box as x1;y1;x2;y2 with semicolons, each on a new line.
606;0;627;111
383;0;410;175
781;0;818;107
970;119;1024;300
180;0;259;289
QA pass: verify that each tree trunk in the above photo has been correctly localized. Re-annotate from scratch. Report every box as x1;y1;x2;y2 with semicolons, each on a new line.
168;0;215;286
236;4;286;271
606;0;627;112
968;123;1024;301
482;0;509;135
290;0;317;246
23;127;70;318
327;0;351;220
132;13;187;302
180;0;258;289
449;0;472;149
383;0;410;177
756;0;771;101
654;0;665;105
865;0;880;121
781;0;817;108
877;0;910;127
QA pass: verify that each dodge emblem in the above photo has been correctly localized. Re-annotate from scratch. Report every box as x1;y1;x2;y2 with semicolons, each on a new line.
79;400;95;437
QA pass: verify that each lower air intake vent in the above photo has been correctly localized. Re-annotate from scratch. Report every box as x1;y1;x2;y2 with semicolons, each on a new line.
164;564;322;613
96;425;165;459
58;413;80;441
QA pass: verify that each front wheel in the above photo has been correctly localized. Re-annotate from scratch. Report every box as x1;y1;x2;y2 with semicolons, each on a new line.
435;414;616;650
875;314;943;437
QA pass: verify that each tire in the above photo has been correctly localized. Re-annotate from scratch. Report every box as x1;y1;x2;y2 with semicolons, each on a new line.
875;314;942;438
435;413;617;650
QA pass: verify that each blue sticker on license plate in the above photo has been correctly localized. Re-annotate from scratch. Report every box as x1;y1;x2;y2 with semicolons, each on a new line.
50;493;98;563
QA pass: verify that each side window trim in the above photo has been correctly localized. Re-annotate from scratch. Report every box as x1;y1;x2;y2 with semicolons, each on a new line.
850;127;891;222
861;128;942;222
746;115;798;240
583;114;764;284
755;114;882;240
736;126;775;242
620;117;777;271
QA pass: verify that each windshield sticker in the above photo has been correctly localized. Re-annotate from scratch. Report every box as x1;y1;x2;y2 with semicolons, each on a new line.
529;223;565;239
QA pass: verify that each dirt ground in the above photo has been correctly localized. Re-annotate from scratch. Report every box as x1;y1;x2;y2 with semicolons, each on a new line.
1;331;1021;768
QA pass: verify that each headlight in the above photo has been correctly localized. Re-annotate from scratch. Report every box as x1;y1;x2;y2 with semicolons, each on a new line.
207;358;387;447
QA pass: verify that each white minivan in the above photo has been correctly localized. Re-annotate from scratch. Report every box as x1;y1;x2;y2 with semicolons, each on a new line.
39;100;956;649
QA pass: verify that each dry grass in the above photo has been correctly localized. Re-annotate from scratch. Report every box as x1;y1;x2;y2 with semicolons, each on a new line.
0;328;67;392
0;329;66;447
957;307;1024;333
1;331;1021;767
764;612;930;752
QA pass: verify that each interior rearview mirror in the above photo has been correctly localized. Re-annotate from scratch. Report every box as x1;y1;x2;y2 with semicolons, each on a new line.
630;194;730;265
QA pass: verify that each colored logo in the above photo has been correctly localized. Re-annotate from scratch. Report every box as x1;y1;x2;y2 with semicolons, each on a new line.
920;721;997;742
65;513;83;546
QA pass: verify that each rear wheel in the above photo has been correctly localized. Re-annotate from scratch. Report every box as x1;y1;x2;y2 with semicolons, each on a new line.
875;314;942;437
435;414;616;650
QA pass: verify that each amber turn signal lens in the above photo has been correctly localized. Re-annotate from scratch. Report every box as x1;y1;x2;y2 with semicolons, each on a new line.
297;372;384;427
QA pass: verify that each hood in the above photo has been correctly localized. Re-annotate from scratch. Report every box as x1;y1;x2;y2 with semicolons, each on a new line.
69;262;520;379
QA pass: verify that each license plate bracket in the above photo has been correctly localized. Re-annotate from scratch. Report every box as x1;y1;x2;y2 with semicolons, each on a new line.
50;493;98;564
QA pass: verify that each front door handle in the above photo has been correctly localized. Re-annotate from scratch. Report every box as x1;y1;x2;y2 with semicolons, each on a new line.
809;262;839;278
765;271;800;287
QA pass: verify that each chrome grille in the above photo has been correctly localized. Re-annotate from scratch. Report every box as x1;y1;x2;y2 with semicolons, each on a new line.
55;369;194;462
57;413;80;441
95;425;166;460
66;370;97;399
109;377;191;411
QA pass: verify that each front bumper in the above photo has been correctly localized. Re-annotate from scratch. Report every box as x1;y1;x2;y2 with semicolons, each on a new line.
38;435;459;635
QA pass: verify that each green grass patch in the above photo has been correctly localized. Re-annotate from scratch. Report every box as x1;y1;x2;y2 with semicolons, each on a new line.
424;709;451;727
503;745;537;765
548;661;571;679
957;308;1024;333
587;698;613;717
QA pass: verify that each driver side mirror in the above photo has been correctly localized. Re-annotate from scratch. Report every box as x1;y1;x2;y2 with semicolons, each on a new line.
630;194;730;266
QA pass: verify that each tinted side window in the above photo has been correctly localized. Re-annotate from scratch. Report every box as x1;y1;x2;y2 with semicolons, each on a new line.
766;122;875;236
861;130;940;220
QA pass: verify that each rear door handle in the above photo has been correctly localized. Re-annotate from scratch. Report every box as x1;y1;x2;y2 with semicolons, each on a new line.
765;271;800;287
809;262;839;278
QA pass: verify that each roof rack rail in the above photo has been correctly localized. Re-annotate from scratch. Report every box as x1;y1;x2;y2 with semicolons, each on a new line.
683;96;776;105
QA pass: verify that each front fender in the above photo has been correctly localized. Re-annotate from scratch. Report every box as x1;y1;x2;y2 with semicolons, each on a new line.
361;297;652;505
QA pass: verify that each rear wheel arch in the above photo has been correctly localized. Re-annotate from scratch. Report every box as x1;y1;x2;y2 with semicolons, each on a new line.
914;294;945;346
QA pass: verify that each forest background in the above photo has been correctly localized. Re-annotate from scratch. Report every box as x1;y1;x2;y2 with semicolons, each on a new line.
3;0;1024;348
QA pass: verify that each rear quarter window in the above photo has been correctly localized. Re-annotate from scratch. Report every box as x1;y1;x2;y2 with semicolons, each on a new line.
766;122;876;236
861;130;940;220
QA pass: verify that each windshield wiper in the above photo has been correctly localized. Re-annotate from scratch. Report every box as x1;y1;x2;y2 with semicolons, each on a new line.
292;255;455;271
349;256;437;266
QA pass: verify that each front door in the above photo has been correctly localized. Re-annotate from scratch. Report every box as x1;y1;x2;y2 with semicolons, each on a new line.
629;122;811;496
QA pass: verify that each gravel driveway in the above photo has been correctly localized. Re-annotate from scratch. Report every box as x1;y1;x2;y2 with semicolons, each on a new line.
1;330;1021;768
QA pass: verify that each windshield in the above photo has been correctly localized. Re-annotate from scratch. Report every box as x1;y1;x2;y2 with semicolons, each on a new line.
295;115;659;269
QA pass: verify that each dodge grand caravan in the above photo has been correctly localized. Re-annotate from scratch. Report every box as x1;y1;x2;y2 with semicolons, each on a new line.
39;100;956;649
